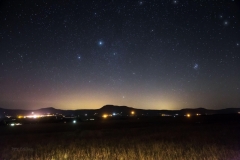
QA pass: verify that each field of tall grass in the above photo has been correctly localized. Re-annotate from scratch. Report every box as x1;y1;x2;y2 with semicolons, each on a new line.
0;122;239;160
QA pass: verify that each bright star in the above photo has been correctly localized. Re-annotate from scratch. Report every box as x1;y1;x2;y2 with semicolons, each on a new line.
98;41;103;46
193;63;199;70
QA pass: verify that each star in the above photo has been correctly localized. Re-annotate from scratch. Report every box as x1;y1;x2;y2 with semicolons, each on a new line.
193;63;199;70
77;56;81;59
224;21;229;25
98;41;103;46
173;0;178;4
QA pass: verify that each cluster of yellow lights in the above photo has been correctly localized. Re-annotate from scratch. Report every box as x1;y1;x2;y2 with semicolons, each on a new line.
18;114;54;119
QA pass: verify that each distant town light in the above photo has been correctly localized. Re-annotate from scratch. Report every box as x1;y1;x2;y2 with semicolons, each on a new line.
73;120;76;123
11;123;22;126
21;114;55;119
131;111;135;115
161;114;171;117
187;114;191;117
102;114;108;118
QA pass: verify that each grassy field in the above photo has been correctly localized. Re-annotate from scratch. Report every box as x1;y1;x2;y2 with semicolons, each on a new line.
0;117;240;160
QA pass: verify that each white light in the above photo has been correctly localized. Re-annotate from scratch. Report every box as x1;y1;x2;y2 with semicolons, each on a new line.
10;123;15;126
73;120;76;123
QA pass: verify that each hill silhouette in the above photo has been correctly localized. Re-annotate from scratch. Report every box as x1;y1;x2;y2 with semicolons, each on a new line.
0;105;239;117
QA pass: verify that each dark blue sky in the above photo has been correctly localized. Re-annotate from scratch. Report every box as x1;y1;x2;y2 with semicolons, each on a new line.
0;0;239;110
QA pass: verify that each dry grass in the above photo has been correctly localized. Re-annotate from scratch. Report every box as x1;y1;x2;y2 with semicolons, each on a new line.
0;123;239;160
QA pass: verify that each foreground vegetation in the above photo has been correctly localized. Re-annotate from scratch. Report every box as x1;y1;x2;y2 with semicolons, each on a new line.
0;121;240;160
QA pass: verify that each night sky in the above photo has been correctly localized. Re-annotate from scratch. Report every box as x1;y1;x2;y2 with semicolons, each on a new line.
0;0;240;110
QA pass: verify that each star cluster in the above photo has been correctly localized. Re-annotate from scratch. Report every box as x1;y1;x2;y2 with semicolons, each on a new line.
0;0;239;110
